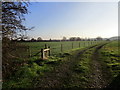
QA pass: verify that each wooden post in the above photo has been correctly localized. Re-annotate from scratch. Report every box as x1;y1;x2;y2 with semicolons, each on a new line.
41;45;51;59
84;42;85;47
79;42;80;48
48;46;50;56
44;44;47;58
45;44;47;49
27;46;29;58
29;47;31;57
61;44;63;52
41;48;44;59
72;43;73;49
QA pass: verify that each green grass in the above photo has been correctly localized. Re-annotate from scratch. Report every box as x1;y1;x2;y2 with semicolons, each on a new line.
99;41;120;87
21;41;101;56
3;58;58;88
65;47;95;88
102;41;119;56
100;41;119;77
2;41;107;88
3;54;64;88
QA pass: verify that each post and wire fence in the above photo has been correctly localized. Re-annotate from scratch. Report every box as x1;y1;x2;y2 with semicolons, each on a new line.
59;41;98;52
27;41;102;59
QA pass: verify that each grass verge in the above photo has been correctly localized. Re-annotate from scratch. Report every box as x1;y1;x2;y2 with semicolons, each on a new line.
99;41;120;88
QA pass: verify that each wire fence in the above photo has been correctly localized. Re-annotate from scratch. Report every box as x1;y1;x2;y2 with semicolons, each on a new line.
6;41;103;59
27;41;101;57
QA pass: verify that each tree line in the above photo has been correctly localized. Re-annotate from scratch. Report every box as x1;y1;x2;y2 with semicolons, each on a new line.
11;36;104;42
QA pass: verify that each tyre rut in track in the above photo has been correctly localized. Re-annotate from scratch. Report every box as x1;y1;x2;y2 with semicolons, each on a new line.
89;44;108;88
35;45;98;88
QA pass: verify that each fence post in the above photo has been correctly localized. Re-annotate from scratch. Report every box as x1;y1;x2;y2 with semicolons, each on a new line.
45;44;47;49
29;47;31;57
79;42;80;48
44;44;47;58
84;42;85;47
61;44;63;52
72;43;73;49
48;46;50;56
41;48;44;59
27;46;29;58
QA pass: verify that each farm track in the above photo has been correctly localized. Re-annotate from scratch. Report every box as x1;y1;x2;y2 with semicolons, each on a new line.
35;43;108;88
89;44;108;88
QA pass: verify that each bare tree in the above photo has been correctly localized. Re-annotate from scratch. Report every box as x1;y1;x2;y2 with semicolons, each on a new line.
96;36;103;41
37;37;42;41
69;37;76;41
2;2;33;39
62;36;67;41
31;38;36;42
76;37;81;41
2;2;33;80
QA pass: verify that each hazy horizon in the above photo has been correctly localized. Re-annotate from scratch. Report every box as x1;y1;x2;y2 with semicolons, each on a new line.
24;2;118;40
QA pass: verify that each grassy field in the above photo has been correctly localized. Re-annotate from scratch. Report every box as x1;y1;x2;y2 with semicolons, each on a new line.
3;40;119;88
99;41;120;88
100;41;119;76
22;41;102;56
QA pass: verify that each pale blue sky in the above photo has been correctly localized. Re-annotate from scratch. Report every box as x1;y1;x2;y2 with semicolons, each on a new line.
24;2;118;40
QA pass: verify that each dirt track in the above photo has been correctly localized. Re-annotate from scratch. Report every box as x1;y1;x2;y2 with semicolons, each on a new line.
89;44;108;88
34;43;109;88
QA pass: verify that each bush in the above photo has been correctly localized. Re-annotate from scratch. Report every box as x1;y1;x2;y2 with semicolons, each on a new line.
2;40;29;80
